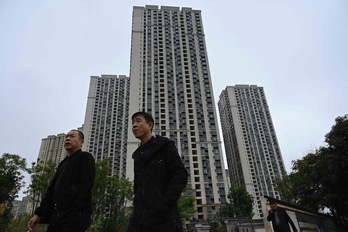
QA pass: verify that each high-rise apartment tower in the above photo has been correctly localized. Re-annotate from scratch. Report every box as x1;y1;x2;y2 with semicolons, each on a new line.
83;75;130;178
218;85;286;219
127;5;228;220
37;133;67;165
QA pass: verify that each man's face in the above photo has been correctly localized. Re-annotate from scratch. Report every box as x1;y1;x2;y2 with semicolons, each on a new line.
64;130;83;154
270;203;278;211
132;115;152;140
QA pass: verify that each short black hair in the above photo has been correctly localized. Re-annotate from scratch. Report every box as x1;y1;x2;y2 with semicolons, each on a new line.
70;129;84;139
131;111;155;131
269;200;277;205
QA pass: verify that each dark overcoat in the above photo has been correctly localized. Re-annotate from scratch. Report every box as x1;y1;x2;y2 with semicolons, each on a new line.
35;149;95;227
128;136;188;232
267;208;298;232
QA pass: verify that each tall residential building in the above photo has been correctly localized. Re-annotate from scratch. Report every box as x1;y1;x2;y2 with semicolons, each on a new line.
218;85;286;219
83;75;130;178
11;196;30;218
37;133;67;165
127;5;228;220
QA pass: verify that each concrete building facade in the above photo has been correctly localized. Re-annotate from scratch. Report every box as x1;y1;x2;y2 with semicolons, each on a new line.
38;133;66;165
83;75;130;178
218;85;286;219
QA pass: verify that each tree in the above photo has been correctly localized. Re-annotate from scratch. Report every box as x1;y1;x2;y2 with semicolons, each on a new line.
88;159;133;232
7;213;48;232
5;159;56;232
0;153;28;231
178;191;196;225
275;149;329;212
90;162;196;231
26;159;57;214
273;171;298;204
305;149;333;211
216;187;254;232
324;115;348;225
275;115;348;229
225;187;254;218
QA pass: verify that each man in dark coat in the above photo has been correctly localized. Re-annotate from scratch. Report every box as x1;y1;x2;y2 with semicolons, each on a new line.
127;112;188;232
267;201;298;232
28;130;95;232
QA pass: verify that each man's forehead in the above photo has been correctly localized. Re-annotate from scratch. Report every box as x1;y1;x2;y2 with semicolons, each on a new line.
133;115;145;120
67;130;78;135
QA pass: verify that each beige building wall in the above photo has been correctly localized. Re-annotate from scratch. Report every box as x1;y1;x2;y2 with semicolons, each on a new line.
218;85;286;219
38;133;66;165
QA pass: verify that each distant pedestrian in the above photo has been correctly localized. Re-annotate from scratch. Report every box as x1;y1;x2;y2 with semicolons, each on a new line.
267;201;298;232
127;111;188;232
28;130;95;232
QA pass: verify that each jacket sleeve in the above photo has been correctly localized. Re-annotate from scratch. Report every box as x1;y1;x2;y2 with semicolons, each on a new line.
267;210;274;222
34;178;56;218
163;141;188;206
74;152;95;212
34;160;65;218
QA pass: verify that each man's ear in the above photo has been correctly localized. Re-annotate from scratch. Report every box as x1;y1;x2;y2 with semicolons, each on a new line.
149;122;154;131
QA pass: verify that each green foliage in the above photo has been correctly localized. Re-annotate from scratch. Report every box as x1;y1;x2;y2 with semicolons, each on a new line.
274;150;329;212
215;187;254;232
0;153;27;204
208;219;227;232
26;159;57;214
88;159;133;232
8;158;134;232
225;187;254;218
324;116;348;221
273;172;294;204
6;213;48;232
275;115;348;227
0;153;28;231
4;159;56;231
178;191;196;224
6;213;31;232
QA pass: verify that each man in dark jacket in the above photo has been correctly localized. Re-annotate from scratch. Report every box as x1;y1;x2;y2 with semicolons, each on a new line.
28;130;95;232
127;111;188;232
267;201;298;232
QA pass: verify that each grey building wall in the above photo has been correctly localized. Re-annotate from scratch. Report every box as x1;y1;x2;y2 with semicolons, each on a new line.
11;196;30;217
218;85;285;219
83;75;130;178
38;133;66;165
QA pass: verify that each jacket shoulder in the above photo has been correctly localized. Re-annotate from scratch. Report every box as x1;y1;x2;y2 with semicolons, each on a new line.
81;151;95;162
71;151;95;164
155;136;173;145
81;151;94;157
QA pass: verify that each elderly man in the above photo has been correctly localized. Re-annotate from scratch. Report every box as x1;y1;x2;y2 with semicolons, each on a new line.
28;130;95;232
127;112;188;232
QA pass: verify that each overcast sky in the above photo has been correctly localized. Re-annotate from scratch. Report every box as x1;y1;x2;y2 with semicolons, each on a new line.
1;0;347;198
